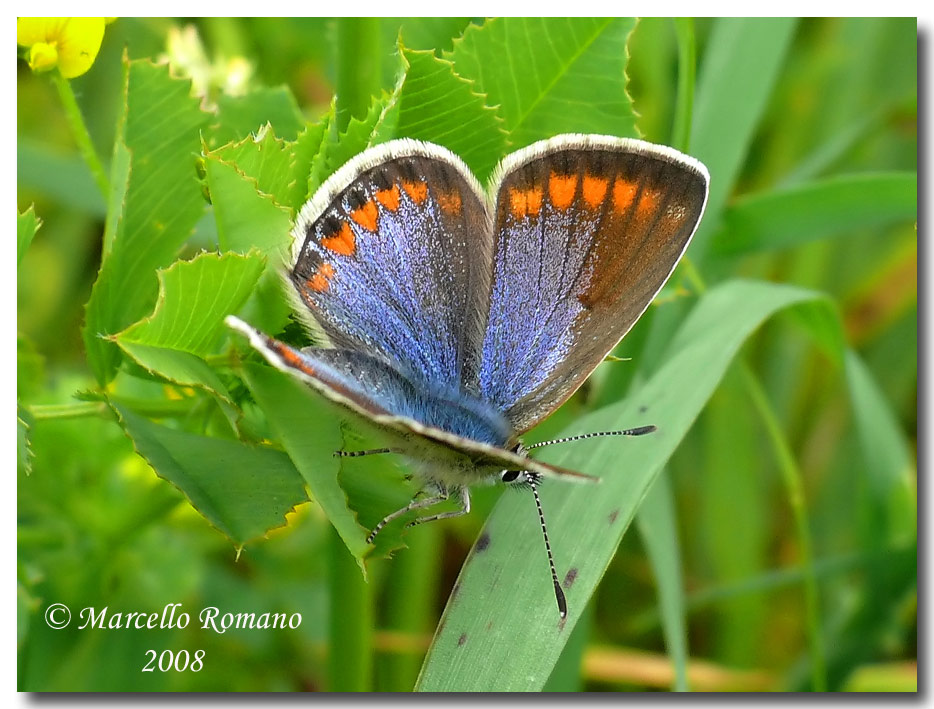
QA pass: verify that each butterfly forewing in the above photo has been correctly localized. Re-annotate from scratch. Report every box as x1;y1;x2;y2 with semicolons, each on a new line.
478;136;709;433
290;141;494;387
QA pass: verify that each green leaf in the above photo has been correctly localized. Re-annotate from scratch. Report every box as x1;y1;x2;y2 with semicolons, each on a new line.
114;403;308;546
391;46;507;179
448;18;639;149
416;279;837;691
288;117;330;211
391;17;474;55
112;251;265;425
845;350;916;546
203;141;295;336
203;149;293;259
17;206;41;268
713;172;918;255
688;18;798;261
83;58;210;384
116;251;266;356
635;470;689;691
239;363;370;562
208;127;297;211
114;341;236;407
211;85;305;146
310;93;399;189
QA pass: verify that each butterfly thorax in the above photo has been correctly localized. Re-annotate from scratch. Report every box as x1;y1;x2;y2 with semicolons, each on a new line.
405;378;513;449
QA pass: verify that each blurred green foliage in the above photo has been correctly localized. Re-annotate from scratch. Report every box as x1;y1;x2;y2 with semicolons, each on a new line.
17;18;916;692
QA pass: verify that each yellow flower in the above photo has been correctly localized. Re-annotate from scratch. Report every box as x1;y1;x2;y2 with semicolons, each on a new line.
17;18;107;78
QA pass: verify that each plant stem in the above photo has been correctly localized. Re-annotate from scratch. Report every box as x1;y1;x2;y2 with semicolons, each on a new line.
328;526;373;690
682;254;827;690
335;18;383;133
51;70;110;199
740;363;827;691
671;18;696;153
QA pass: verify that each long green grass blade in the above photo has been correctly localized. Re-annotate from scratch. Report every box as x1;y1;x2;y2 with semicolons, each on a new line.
689;18;798;262
417;280;837;691
713;172;917;255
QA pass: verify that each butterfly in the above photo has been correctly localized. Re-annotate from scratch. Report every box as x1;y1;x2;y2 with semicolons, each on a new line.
227;134;709;617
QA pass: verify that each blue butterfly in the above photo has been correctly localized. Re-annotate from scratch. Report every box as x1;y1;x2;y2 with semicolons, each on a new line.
228;134;708;617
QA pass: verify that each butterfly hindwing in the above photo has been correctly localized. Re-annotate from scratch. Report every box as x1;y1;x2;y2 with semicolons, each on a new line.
289;140;494;387
226;316;596;485
477;135;709;433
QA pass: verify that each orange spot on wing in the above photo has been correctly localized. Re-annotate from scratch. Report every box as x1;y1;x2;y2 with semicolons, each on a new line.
582;175;608;209
321;223;356;256
637;188;661;216
437;189;462;215
612;178;638;214
525;186;543;215
351;200;379;232
307;262;335;292
402;180;428;204
375;184;400;211
508;186;543;219
549;172;578;210
273;343;316;376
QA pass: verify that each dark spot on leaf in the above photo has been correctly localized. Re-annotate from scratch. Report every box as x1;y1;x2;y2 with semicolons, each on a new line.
608;509;619;524
485;620;493;631
457;633;467;647
476;532;491;552
639;405;648;413
563;568;578;589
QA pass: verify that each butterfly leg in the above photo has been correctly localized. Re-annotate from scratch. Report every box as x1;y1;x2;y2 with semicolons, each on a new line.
366;485;451;544
406;487;470;529
334;447;403;458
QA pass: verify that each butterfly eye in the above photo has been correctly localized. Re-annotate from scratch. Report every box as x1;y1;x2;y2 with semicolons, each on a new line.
501;470;521;483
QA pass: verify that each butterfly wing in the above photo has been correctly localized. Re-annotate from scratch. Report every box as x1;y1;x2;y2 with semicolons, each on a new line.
476;135;709;433
289;139;494;387
227;316;596;484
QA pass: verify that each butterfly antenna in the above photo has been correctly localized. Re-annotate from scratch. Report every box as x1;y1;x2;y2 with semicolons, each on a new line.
532;483;567;619
524;426;657;450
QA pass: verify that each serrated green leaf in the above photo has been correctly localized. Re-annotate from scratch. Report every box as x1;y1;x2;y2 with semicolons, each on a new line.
391;46;506;179
83;58;211;384
417;279;838;691
115;341;234;402
390;17;474;55
208;128;296;210
17;205;41;267
238;361;420;568
309;93;399;190
114;403;308;546
202;153;294;336
110;251;264;429
116;251;265;355
713;172;918;255
239;363;371;563
203;154;293;259
448;18;639;149
288;117;330;211
211;85;305;146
